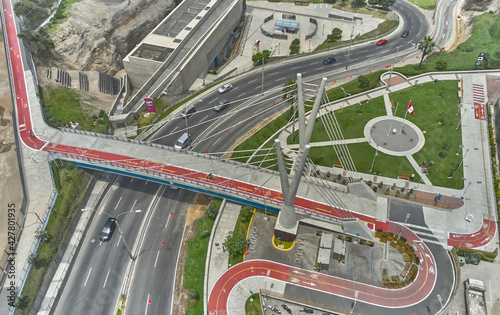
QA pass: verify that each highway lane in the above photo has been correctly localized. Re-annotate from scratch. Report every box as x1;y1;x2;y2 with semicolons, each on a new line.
149;0;431;151
54;176;162;315
125;188;196;315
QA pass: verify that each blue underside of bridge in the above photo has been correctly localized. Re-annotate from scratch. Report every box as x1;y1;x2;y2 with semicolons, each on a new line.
74;162;281;213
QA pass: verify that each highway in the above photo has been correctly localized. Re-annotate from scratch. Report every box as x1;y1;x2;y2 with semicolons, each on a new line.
54;177;162;315
149;0;432;154
124;187;196;315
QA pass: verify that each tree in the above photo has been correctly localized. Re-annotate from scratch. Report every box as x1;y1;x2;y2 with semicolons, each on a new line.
223;233;247;257
353;0;366;6
357;75;369;89
14;0;37;17
417;36;436;69
435;60;447;71
290;38;300;55
18;29;54;56
251;50;271;64
327;27;342;43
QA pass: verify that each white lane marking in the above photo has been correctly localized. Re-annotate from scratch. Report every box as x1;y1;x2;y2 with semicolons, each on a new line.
103;268;111;288
209;98;218;104
237;93;246;98
154;250;160;268
232;86;239;91
99;240;102;246
248;79;257;84
276;77;286;82
84;268;92;287
115;197;122;210
309;62;319;65
442;34;445;38
130;199;137;212
145;293;150;314
145;180;148;185
213;137;221;146
269;71;280;76
168;126;178;136
165;212;171;229
130;178;134;183
316;67;324;71
200;115;209;123
255;85;262;90
117;234;122;246
292;66;300;70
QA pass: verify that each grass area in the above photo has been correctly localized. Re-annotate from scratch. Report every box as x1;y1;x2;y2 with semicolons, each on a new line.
309;142;420;181
228;206;255;267
397;12;500;76
273;236;294;249
133;98;170;130
316;19;398;51
15;162;91;314
288;96;386;144
45;0;81;33
184;197;222;315
245;293;262;315
390;80;463;189
411;0;436;10
40;87;109;133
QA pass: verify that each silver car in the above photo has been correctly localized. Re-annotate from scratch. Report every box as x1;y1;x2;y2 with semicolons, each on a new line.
218;84;232;94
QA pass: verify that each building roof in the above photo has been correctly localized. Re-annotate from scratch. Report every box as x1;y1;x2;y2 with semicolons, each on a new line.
275;20;299;29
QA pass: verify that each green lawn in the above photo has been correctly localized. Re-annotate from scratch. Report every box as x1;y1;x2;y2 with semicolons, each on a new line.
389;80;463;189
397;12;500;76
411;0;436;10
40;87;109;134
184;197;221;315
309;142;420;181
288;96;386;144
245;293;262;315
15;162;91;314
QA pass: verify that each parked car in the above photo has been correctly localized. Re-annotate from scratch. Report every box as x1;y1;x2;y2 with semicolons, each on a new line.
99;218;117;242
181;105;196;118
323;57;336;65
214;99;230;112
376;39;388;45
218;83;233;94
401;30;410;38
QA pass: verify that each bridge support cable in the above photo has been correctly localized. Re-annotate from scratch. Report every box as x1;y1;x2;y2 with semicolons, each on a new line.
318;92;360;181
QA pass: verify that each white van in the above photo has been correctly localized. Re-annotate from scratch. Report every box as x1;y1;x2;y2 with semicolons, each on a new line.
174;133;190;149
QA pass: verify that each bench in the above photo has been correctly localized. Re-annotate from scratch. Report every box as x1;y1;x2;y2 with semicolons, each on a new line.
360;99;368;104
458;81;462;89
391;100;395;106
334;162;343;168
398;174;410;180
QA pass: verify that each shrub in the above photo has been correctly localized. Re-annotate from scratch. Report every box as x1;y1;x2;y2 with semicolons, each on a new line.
435;60;447;70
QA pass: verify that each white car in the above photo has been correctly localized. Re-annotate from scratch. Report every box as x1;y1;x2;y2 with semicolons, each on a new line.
218;84;232;94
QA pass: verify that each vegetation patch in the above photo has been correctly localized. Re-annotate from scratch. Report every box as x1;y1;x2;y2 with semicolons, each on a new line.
245;293;262;315
389;80;463;189
273;236;294;250
15;161;91;315
227;206;255;267
184;197;222;315
456;247;498;262
40;87;109;133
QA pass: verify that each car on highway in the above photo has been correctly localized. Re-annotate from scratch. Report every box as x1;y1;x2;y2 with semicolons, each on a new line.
218;83;233;94
100;218;117;242
401;30;410;38
323;57;336;65
174;132;191;149
377;39;388;45
181;105;196;118
214;99;230;112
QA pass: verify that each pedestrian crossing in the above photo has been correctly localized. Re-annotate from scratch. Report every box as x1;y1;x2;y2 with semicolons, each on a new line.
405;223;448;247
472;83;486;120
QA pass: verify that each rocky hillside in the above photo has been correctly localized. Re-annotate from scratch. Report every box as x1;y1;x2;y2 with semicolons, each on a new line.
51;0;177;75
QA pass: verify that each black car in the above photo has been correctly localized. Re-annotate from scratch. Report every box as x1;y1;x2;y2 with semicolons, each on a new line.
181;105;196;118
99;218;117;242
323;57;336;65
401;30;410;38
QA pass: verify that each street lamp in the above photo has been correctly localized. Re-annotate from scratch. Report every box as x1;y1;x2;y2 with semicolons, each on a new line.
345;25;355;70
350;291;359;315
82;209;142;260
398;213;411;239
264;269;271;300
340;87;351;112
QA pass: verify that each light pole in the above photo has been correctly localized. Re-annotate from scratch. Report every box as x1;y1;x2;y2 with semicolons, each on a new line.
340;87;350;112
264;269;270;300
82;209;142;260
385;46;400;90
345;25;355;70
456;108;467;130
457;148;469;169
261;57;265;95
350;291;359;315
370;145;378;173
398;213;411;239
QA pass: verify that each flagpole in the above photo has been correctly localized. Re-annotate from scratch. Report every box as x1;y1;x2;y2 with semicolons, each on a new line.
387;102;399;136
400;99;411;134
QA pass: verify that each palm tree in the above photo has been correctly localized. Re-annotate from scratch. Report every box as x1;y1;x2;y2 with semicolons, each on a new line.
417;36;436;69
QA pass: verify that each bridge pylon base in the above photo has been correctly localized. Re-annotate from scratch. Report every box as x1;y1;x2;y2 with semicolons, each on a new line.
274;211;299;242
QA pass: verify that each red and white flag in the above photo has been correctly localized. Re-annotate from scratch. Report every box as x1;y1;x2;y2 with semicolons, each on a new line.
407;101;414;116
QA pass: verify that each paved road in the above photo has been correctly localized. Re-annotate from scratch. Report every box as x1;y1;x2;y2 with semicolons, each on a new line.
150;0;431;153
124;187;195;315
53;177;162;315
